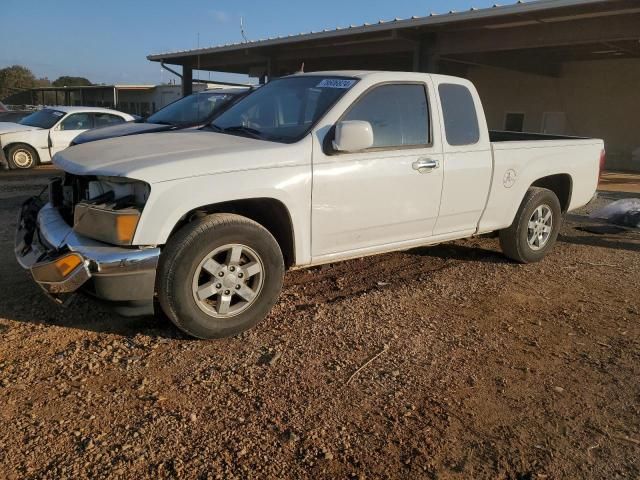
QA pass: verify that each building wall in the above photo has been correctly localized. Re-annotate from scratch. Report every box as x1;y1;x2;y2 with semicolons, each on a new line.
467;59;640;171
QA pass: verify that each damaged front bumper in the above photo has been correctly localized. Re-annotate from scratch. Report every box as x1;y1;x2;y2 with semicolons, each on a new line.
15;198;160;316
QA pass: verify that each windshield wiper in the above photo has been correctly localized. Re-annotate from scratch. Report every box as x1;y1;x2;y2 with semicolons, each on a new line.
221;125;265;140
151;120;175;126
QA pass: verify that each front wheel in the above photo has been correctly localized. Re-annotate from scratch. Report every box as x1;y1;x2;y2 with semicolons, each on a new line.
499;187;562;263
7;144;39;169
157;213;285;339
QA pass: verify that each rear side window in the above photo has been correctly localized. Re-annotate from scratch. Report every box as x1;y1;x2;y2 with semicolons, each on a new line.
60;113;93;131
94;113;125;128
438;84;480;146
343;84;430;148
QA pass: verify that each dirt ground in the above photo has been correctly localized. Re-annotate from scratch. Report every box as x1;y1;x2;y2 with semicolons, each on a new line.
0;168;638;480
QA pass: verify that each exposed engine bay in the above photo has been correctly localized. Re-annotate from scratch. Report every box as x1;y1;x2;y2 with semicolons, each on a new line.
48;173;150;246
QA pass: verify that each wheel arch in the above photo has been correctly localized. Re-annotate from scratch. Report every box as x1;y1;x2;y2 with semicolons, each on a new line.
530;173;573;213
168;197;297;268
3;141;41;164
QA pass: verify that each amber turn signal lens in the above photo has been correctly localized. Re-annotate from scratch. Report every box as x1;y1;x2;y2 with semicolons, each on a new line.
115;214;140;244
55;254;83;278
31;253;84;283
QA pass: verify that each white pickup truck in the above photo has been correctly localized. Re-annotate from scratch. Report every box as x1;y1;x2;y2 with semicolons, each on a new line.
15;71;604;339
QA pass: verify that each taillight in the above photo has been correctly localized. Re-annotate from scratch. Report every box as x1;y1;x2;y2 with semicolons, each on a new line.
599;150;606;180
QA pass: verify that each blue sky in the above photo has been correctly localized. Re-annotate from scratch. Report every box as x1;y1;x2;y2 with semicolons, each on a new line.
1;0;507;85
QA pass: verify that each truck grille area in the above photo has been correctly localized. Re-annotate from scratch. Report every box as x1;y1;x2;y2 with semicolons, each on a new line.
49;173;93;226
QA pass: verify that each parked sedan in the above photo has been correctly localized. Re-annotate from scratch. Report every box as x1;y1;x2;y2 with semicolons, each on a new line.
0;107;134;169
71;88;252;146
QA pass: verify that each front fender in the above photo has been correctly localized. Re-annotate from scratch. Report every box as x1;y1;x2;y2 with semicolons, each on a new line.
1;130;51;163
133;166;313;265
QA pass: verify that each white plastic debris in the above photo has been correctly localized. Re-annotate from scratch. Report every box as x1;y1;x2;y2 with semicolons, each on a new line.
590;199;640;228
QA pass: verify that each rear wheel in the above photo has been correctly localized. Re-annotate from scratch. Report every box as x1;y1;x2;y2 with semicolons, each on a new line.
7;144;38;169
157;213;285;339
499;187;562;263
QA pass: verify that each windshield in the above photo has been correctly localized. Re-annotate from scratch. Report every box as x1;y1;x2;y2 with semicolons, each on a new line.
147;92;238;125
211;76;358;143
19;109;65;129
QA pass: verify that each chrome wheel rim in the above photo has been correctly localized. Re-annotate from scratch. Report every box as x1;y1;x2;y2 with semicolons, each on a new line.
13;149;33;168
527;204;553;251
192;244;265;318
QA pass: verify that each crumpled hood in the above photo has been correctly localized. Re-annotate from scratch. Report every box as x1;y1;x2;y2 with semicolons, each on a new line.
0;122;40;135
53;129;304;184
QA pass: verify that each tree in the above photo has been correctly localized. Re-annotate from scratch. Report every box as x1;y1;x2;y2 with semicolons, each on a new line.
0;65;37;100
52;76;92;87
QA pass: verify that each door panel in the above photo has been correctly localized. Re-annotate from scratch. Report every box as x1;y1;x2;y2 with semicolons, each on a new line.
432;80;493;235
434;150;493;234
311;148;444;257
49;113;94;156
311;82;444;259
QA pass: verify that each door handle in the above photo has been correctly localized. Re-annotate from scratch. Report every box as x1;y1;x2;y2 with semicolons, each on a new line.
412;158;440;173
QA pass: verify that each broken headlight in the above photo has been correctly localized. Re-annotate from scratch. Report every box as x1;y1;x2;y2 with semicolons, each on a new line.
73;177;150;246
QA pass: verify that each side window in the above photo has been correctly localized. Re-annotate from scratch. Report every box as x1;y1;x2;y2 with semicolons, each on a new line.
342;84;430;148
59;113;93;131
94;113;125;128
438;84;480;146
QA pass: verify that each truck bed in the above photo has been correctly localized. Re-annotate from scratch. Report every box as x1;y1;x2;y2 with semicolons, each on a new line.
477;133;604;235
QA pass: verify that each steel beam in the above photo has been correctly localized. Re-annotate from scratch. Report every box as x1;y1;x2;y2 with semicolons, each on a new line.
182;66;193;97
438;13;640;55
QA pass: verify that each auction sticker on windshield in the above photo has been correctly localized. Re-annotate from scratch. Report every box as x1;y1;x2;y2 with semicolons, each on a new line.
317;79;356;89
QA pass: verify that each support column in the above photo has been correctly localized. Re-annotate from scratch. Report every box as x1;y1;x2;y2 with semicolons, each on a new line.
412;42;423;72
182;65;193;97
413;36;440;74
423;53;441;74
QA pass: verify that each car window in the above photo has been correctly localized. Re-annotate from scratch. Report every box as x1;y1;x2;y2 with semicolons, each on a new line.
148;92;236;125
19;109;66;129
342;84;430;148
277;92;301;126
438;84;480;146
94;113;125;128
60;113;93;131
212;76;357;143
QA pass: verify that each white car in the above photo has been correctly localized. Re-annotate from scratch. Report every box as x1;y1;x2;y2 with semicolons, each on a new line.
0;106;134;169
16;71;604;339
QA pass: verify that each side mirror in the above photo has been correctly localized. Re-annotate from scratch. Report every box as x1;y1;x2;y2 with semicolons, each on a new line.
332;120;374;153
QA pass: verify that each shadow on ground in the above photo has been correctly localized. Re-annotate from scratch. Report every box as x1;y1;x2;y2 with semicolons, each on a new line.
0;257;184;340
408;242;511;264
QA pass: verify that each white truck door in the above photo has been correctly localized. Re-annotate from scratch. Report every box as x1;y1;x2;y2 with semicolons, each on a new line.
432;80;493;236
311;82;444;261
49;112;94;157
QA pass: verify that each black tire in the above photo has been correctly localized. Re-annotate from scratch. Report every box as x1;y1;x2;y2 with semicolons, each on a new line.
7;144;39;169
157;213;285;339
499;187;562;264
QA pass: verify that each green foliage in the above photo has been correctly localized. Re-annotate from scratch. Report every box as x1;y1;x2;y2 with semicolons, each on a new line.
0;66;93;104
52;76;92;87
0;65;37;100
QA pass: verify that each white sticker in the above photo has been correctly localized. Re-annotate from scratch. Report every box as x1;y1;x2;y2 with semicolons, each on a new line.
316;79;356;89
52;111;64;117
